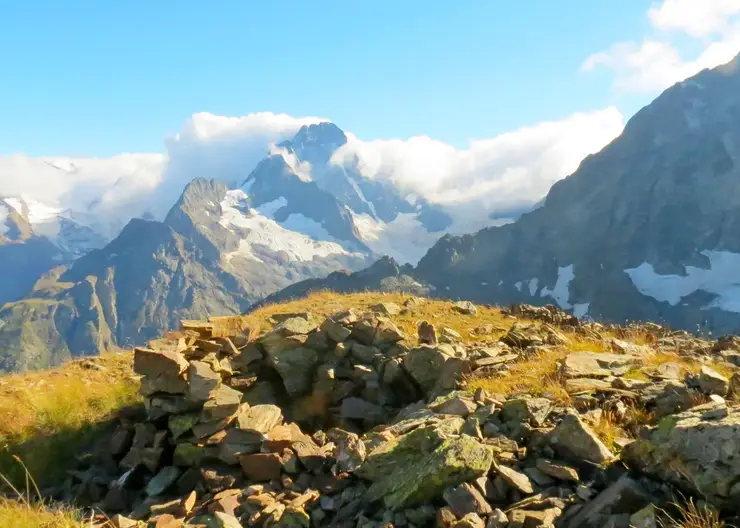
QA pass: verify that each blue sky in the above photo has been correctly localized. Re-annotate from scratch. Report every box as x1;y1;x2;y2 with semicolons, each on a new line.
0;1;655;157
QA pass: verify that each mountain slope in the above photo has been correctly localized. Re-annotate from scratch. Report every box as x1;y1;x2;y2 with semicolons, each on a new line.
0;179;372;371
0;196;111;308
270;53;740;335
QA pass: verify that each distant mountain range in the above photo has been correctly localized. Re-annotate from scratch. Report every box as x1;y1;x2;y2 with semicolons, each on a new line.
0;123;455;371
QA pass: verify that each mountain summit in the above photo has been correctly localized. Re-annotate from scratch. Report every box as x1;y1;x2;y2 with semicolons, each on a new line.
242;122;452;261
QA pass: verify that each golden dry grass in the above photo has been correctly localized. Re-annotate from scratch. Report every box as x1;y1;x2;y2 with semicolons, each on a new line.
590;409;630;449
0;498;84;528
0;352;140;488
466;349;571;404
242;290;513;344
658;497;728;528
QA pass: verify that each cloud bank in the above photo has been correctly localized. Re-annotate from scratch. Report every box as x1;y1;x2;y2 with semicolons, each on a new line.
583;0;740;93
0;108;625;239
331;107;625;232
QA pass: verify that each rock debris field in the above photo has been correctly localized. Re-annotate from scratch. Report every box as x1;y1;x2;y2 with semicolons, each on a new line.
50;299;740;527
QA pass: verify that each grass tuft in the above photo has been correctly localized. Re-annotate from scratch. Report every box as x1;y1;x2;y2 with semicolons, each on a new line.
466;349;570;404
0;499;84;528
0;457;85;528
658;497;729;528
590;410;629;449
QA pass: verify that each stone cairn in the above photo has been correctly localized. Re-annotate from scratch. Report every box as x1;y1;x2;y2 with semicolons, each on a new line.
59;300;740;527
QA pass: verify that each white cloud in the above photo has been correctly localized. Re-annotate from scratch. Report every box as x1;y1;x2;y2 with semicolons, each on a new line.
0;108;625;245
648;0;740;37
331;107;625;233
0;112;321;237
584;0;740;93
155;112;324;216
0;153;166;238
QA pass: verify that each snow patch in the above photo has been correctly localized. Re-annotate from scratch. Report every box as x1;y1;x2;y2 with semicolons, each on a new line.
281;214;336;243
514;281;523;292
625;250;740;313
540;264;585;313
255;197;288;218
0;204;9;235
347;176;378;218
218;190;351;263
350;211;440;265
573;303;590;318
528;278;539;296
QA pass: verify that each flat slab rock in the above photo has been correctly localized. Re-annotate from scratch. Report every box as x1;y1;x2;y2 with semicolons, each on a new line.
357;424;494;510
560;352;640;379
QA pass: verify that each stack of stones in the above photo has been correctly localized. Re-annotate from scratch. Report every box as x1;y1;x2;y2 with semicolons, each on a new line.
82;304;522;527
58;301;740;528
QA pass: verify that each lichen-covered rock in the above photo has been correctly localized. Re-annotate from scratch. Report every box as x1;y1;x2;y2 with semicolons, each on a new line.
453;301;478;315
501;398;553;427
320;317;352;343
560;352;639;379
146;466;181;496
443;482;493;517
357;425;493;510
187;361;222;402
622;407;740;510
134;347;189;378
535;459;579;482
494;464;533;494
168;413;200;440
328;428;367;473
429;392;478;417
609;338;654;357
370;302;402;316
201;385;243;421
697;365;729;396
403;345;449;394
564;474;651;528
266;346;319;396
549;413;614;464
236;404;283;437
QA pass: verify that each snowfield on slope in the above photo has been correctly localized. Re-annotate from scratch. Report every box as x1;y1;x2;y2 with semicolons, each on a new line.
218;190;356;263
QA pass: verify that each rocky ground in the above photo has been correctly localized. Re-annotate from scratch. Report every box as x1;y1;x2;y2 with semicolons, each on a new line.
27;296;740;527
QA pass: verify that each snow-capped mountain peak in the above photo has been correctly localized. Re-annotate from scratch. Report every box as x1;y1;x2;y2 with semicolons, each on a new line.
240;122;452;264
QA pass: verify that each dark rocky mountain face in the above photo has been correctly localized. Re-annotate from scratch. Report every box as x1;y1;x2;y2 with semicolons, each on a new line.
0;197;110;308
270;54;740;335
